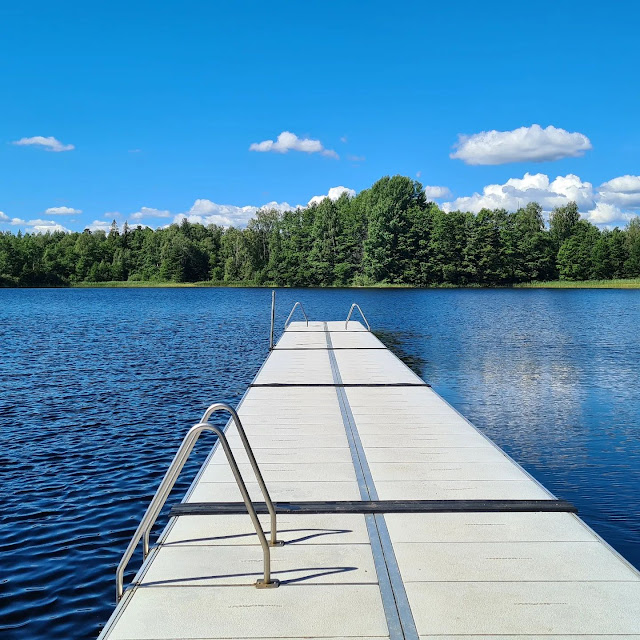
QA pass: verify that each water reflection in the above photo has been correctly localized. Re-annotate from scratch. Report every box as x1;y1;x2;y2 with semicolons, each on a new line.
373;329;429;376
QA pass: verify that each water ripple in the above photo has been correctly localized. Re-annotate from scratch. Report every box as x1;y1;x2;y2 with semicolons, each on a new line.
0;287;639;639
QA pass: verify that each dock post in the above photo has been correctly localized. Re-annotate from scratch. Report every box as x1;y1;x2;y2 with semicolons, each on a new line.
269;290;275;350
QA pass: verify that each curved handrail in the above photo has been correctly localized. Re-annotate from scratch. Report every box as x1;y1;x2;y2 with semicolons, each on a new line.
284;301;309;328
116;414;280;600
140;403;282;556
200;403;281;548
345;303;371;331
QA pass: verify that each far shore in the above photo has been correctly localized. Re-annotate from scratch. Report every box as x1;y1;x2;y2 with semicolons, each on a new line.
57;278;640;289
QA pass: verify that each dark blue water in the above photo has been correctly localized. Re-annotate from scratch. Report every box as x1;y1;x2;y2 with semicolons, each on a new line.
1;288;639;639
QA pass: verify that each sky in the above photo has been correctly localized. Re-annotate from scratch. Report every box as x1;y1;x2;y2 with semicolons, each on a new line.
1;0;639;234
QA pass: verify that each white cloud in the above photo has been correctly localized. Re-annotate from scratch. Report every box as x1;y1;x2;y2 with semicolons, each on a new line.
450;124;592;165
173;187;356;228
443;172;640;228
584;202;634;225
130;207;171;220
174;198;299;228
308;186;356;206
24;219;71;233
12;136;75;152
443;173;594;213
45;206;82;215
598;175;640;209
1;214;65;230
249;131;338;158
346;154;365;162
424;185;453;200
85;220;112;232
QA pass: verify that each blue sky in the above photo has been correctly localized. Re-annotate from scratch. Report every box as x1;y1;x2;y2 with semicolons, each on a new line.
1;0;639;233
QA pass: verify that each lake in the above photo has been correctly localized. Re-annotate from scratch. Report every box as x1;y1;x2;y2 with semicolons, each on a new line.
1;287;639;639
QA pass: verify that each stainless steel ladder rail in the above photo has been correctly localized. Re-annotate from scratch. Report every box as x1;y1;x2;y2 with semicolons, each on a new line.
140;403;282;556
199;403;282;549
284;301;309;328
116;404;280;601
345;303;371;331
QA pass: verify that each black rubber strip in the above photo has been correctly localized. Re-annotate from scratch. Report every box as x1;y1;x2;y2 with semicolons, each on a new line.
171;499;578;516
250;382;431;387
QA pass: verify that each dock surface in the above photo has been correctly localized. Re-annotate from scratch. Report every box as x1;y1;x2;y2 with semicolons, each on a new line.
99;320;640;639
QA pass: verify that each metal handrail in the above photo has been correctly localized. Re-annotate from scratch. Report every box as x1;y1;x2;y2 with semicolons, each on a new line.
140;403;282;557
345;303;371;331
284;301;309;328
116;408;280;601
200;403;282;548
269;290;276;350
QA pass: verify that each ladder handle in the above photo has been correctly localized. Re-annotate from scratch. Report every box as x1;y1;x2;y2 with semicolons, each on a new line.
140;403;281;556
117;417;279;600
200;403;281;548
284;301;309;328
345;303;371;331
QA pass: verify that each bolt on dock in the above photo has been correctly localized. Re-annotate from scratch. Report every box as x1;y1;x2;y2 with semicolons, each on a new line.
99;302;640;639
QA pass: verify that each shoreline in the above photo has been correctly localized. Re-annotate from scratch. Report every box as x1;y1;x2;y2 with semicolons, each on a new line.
3;278;638;290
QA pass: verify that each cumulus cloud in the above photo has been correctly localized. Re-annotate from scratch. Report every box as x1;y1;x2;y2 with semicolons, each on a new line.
249;131;338;158
12;136;75;152
443;173;594;213
450;124;592;165
598;175;640;209
130;207;171;220
85;220;113;232
308;186;356;206
24;219;71;233
45;206;82;215
424;185;453;200
584;202;633;225
3;185;359;233
1;214;67;231
584;202;634;225
174;198;299;228
173;186;356;227
442;172;640;228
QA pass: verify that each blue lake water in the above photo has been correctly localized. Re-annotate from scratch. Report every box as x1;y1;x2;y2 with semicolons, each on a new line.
1;287;639;639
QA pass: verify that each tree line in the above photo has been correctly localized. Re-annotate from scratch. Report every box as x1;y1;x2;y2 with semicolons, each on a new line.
1;176;639;287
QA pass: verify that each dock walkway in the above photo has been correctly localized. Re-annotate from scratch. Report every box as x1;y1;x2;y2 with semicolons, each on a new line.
99;318;640;639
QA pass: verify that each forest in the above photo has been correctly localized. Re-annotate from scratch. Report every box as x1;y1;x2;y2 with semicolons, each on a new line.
1;175;640;287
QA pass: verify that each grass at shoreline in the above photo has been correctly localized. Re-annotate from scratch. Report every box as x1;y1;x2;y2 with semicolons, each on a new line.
72;280;258;288
66;278;640;289
515;278;640;289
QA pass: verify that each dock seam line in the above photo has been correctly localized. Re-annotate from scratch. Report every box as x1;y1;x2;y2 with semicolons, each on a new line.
325;323;419;640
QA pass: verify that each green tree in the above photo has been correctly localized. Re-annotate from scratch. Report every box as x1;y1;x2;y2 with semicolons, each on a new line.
362;176;426;283
557;220;599;280
624;217;640;277
550;202;580;247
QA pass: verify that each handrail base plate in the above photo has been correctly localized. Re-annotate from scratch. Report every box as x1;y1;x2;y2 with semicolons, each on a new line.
256;578;280;589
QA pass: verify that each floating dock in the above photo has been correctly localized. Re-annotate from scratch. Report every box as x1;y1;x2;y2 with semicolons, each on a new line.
99;307;640;639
